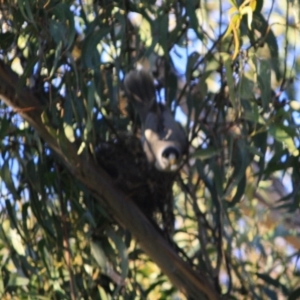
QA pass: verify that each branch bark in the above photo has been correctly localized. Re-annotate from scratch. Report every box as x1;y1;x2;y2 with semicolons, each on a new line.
0;60;221;300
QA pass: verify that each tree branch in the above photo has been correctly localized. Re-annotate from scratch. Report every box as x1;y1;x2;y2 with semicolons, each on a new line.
0;60;220;300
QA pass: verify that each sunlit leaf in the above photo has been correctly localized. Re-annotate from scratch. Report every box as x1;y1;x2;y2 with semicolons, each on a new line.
0;275;4;294
10;228;26;256
98;285;110;300
8;274;29;287
186;0;204;40
228;174;246;206
269;124;299;156
106;227;128;281
91;240;107;270
63;124;75;143
0;1;298;299
82;28;110;68
240;6;254;29
289;100;300;111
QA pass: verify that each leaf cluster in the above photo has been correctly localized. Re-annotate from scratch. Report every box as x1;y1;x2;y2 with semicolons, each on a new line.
0;0;300;299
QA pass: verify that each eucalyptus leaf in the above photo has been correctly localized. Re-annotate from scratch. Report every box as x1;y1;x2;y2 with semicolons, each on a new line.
2;160;19;199
269;124;299;156
7;275;29;287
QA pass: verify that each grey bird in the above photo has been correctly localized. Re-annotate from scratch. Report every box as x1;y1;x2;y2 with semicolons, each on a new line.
124;69;188;172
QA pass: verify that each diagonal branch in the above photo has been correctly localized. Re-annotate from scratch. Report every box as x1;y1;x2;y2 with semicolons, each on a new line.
0;60;221;300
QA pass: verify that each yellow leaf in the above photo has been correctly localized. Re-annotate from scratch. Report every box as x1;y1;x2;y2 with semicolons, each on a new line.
63;123;75;143
77;141;86;155
11;57;24;75
41;111;57;137
240;6;254;29
289;100;300;111
228;0;238;7
229;6;239;17
232;27;240;59
249;0;257;11
223;14;241;40
10;229;26;256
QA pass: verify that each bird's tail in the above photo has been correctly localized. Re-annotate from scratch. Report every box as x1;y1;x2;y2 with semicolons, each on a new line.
124;69;157;119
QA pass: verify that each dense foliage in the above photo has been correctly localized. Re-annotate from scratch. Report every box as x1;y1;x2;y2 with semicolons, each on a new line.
0;0;300;299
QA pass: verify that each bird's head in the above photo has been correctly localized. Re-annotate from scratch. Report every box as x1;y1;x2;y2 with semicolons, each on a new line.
155;146;182;172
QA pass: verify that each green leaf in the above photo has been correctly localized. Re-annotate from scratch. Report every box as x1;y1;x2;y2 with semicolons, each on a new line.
0;274;4;294
8;274;29;287
106;227;128;280
156;13;169;54
49;3;76;50
17;56;39;92
63;92;75;143
0;32;15;49
82;28;110;69
192;147;220;160
1;160;19;199
17;0;35;25
5;199;18;232
0;118;10;139
91;240;107;270
252;12;281;80
228;174;246;207
49;40;63;78
224;54;239;113
252;129;268;183
65;91;83;127
98;286;110;300
257;59;271;111
21;202;30;243
233;139;250;184
239;76;255;100
49;21;66;46
37;239;51;276
269;124;299;156
10;228;26;256
28;185;55;239
186;0;204;40
226;138;250;205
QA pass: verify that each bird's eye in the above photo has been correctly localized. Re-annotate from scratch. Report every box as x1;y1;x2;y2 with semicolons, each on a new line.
162;147;180;159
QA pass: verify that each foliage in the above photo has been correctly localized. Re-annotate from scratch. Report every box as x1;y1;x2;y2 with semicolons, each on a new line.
0;0;300;299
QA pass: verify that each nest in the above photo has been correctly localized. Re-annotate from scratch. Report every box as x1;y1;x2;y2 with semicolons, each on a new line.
95;134;175;233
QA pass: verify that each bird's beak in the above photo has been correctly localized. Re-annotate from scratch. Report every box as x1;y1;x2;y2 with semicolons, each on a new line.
168;153;177;166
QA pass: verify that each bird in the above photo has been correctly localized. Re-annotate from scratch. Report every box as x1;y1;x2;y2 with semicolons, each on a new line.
124;69;188;172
